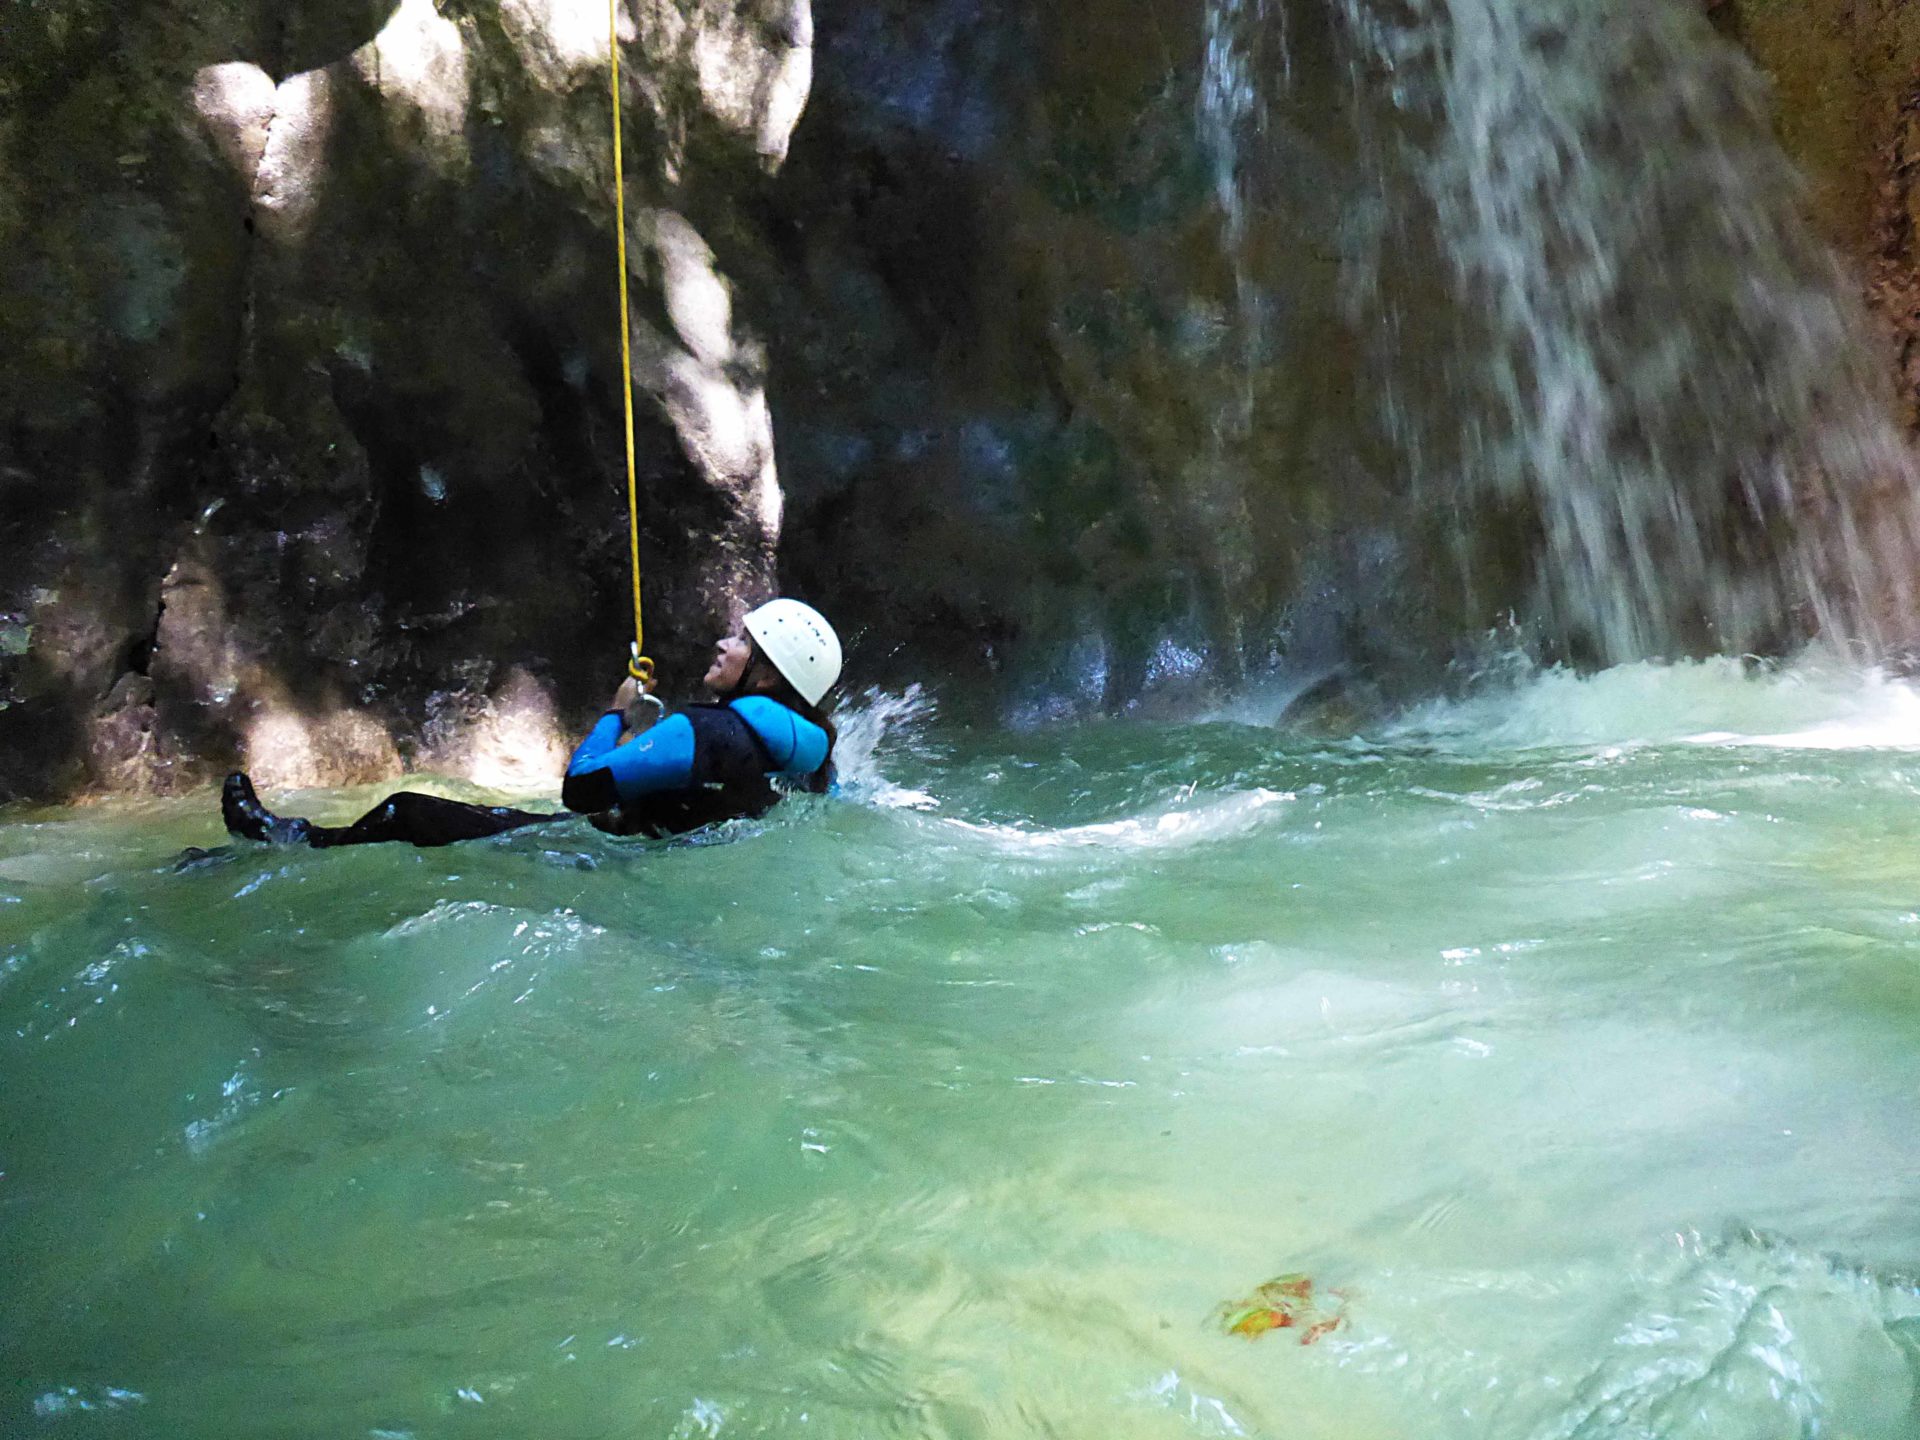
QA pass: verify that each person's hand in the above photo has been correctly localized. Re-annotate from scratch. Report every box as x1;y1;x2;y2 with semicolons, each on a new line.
611;672;662;737
611;671;660;711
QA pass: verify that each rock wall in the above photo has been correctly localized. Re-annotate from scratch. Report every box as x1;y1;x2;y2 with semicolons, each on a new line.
765;0;1420;716
767;0;1920;706
2;0;1361;795
1880;83;1920;440
1712;0;1920;435
0;0;814;801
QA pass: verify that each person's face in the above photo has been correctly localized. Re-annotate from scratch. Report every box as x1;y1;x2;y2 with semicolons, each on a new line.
703;632;753;694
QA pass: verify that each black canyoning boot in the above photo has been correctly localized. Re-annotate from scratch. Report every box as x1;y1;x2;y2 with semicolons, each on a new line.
221;773;312;845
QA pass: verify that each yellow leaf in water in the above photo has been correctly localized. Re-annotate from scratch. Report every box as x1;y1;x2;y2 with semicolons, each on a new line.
1225;1306;1289;1338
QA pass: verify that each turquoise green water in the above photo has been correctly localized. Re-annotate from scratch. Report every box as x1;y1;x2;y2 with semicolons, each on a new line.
4;662;1920;1438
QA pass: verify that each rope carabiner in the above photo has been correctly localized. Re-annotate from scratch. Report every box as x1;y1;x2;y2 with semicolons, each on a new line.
629;643;664;720
627;642;655;687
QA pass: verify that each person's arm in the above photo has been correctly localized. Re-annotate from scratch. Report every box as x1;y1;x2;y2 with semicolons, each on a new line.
567;711;626;774
562;712;699;812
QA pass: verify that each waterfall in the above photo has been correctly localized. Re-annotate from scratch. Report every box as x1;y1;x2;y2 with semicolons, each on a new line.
1200;0;1282;280
1192;0;1282;678
1206;0;1920;671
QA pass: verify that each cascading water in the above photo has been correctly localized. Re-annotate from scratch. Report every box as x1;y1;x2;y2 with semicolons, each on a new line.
1199;0;1281;340
1362;0;1917;660
1189;0;1276;679
1191;0;1919;680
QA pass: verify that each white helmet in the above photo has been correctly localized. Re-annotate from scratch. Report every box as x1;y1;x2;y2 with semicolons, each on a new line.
744;599;842;706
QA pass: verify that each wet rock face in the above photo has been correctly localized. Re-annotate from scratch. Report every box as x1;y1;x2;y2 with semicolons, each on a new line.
767;0;1408;713
770;0;1920;704
1710;0;1920;434
4;0;1294;799
1875;84;1920;441
0;0;814;801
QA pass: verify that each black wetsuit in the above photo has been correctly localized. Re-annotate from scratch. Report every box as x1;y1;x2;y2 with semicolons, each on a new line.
305;792;562;848
221;774;559;849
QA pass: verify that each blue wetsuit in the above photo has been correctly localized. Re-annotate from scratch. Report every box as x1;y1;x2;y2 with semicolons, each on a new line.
562;697;832;837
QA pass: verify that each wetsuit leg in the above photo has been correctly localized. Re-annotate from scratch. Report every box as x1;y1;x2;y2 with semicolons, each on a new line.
223;773;560;849
307;792;563;849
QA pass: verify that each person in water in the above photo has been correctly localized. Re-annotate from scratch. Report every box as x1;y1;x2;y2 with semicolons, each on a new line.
220;599;842;848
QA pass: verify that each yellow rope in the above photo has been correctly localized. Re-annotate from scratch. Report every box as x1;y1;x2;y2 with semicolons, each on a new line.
610;0;653;686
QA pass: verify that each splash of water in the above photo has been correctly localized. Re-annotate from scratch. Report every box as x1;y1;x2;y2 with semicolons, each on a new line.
827;684;941;808
1382;651;1920;753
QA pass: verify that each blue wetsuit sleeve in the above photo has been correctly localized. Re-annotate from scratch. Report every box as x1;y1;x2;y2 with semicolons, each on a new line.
566;713;698;802
730;697;829;776
567;712;625;774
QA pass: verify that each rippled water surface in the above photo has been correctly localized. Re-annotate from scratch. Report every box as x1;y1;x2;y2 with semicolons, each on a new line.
5;663;1920;1438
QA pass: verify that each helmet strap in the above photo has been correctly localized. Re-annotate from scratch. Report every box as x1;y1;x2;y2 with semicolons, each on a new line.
720;639;772;702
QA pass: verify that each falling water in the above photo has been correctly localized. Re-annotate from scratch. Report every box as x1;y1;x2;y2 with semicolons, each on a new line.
1199;0;1283;310
1188;0;1292;683
1197;0;1919;673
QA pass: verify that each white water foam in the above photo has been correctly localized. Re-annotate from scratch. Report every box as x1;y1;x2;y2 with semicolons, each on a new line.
945;786;1294;854
1382;655;1920;754
828;685;942;810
